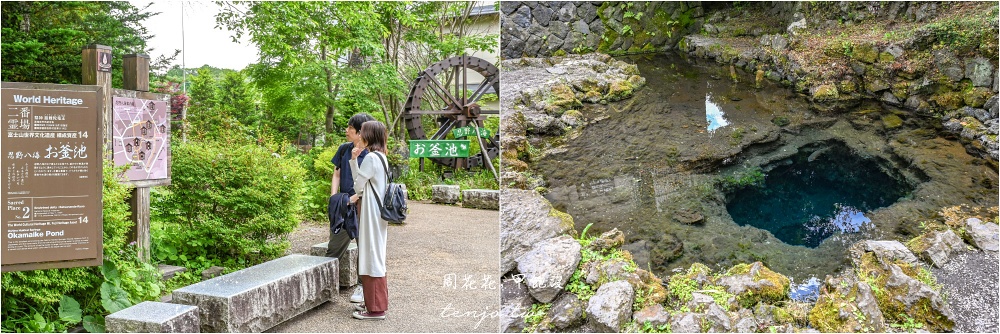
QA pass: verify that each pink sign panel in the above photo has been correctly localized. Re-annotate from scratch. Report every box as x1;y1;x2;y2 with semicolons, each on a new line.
112;97;169;181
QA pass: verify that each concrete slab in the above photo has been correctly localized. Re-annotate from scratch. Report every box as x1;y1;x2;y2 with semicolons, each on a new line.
105;301;199;333
172;254;338;332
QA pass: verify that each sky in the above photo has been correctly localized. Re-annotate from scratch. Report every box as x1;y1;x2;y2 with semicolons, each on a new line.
132;1;259;71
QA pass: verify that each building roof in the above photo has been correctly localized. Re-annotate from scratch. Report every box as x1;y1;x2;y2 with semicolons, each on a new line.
468;4;498;17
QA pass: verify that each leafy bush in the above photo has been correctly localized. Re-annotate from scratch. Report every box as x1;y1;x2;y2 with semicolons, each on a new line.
152;141;306;270
2;160;163;333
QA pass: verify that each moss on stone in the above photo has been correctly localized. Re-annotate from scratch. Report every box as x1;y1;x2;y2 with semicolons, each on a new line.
553;49;567;57
856;252;954;332
547;84;582;112
606;80;635;102
931;92;965;111
851;43;879;63
549;208;576;234
963;86;992;108
839;80;858;94
812;84;840;102
878;51;896;63
748;263;791;307
882;114;904;129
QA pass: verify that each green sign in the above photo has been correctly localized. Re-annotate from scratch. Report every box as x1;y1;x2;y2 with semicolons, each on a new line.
451;126;493;139
409;140;470;158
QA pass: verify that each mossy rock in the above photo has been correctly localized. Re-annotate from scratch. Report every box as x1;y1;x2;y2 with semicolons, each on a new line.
855;252;954;332
808;277;886;332
882;114;904;129
606;80;636;102
812;84;840;102
851;43;879;63
878;51;896;63
963;86;992;108
548;84;582;112
548;208;576;234
838;79;858;94
717;262;790;308
930;92;965;111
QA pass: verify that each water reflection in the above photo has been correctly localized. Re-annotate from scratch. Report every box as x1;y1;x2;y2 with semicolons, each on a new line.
706;92;730;132
803;204;873;245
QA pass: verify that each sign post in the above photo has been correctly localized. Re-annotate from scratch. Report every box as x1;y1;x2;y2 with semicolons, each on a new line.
1;83;105;272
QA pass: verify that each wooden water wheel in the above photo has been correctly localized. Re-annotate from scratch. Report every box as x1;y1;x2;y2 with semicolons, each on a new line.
401;55;500;170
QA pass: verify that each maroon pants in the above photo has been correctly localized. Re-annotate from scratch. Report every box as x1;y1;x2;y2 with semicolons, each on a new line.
360;275;388;313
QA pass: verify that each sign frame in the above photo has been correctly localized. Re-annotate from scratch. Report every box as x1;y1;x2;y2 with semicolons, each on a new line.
1;82;105;272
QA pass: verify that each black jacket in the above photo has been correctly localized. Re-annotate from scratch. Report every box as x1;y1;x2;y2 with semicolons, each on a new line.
328;193;358;239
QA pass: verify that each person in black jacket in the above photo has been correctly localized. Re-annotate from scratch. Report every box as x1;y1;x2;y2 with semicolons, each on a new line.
328;113;375;304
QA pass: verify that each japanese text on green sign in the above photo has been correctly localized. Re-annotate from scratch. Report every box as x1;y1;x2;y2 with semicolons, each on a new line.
409;140;470;158
451;126;493;139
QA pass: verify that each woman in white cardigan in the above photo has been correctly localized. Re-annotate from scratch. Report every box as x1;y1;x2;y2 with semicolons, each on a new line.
348;120;390;320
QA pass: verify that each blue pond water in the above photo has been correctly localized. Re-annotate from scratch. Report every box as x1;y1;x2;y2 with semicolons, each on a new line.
725;141;914;248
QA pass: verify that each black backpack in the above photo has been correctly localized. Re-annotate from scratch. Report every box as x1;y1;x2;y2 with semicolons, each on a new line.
367;152;407;224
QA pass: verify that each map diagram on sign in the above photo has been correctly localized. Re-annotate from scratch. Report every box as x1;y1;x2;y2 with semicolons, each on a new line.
112;97;169;181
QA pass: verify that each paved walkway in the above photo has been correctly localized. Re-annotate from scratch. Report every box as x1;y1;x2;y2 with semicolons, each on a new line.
268;202;500;333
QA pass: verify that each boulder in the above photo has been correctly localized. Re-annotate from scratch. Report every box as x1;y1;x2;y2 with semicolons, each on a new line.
851;240;919;266
703;303;733;332
787;18;807;36
462;189;499;210
962;106;993;123
907;229;966;267
516;235;581;303
511;6;532;29
548;292;587;329
586;280;635;332
966;57;995;88
501;279;533;333
578;2;598;23
854;249;955;331
500;189;575;274
587;228;625;251
670;312;703;333
964;218;999;251
633;304;671;327
808;275;886;332
716;262;790;308
531;5;553;27
432;184;460;204
933;49;964;83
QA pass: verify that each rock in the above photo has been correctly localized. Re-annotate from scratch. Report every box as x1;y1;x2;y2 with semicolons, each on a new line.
674;209;705;224
549;20;570;40
933;49;964;83
158;264;186;281
703;303;733;332
852;240;919;265
716;262;790;308
511;6;531;29
516;235;581;303
310;241;358;287
735;316;758;333
548;292;587;329
909;230;966;267
964;218;999;251
622;240;651;270
589;19;605;38
962;106;993;123
500;189;575;274
943;118;963;132
808;275;886;332
556;2;576;22
501;279;533;333
987;95;999;117
670;312;703;333
773;34;789;51
883;264;954;330
885;44;904;59
633;304;671;327
172;255;338;332
881;91;901;106
201;266;225;280
687;292;716;312
787;18;807;36
966;57;995;87
572;20;590;35
905;96;931;113
462;189;499;210
432;184;460;204
586;280;635;332
588;228;625;251
531;5;552;27
578;2;598;23
651;233;684;269
106;302;200;333
499;2;519;15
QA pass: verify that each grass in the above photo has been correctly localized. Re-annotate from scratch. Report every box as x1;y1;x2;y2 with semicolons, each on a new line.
396;157;498;201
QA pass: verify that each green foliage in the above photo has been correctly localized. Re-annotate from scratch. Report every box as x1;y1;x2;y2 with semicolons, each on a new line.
522;303;552;332
396;159;498;201
2;160;162;333
718;166;766;192
1;1;169;87
152;141;306;270
890;314;925;332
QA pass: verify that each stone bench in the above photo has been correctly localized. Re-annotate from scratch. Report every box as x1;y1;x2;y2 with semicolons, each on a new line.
172;254;338;332
311;241;359;287
432;184;461;204
462;189;500;210
105;301;199;333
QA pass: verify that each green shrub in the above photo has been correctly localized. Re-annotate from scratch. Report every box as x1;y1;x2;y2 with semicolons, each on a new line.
2;160;162;332
152;141;306;269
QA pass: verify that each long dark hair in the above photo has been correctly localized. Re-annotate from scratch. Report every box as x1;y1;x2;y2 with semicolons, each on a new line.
360;120;387;154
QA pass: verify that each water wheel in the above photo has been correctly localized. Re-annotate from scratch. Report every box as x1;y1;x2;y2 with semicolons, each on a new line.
402;55;500;170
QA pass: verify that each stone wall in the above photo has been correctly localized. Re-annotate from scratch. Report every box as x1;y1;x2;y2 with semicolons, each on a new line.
500;1;704;59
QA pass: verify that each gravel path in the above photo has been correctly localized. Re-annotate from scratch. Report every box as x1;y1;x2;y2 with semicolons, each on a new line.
931;250;999;333
268;201;500;332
